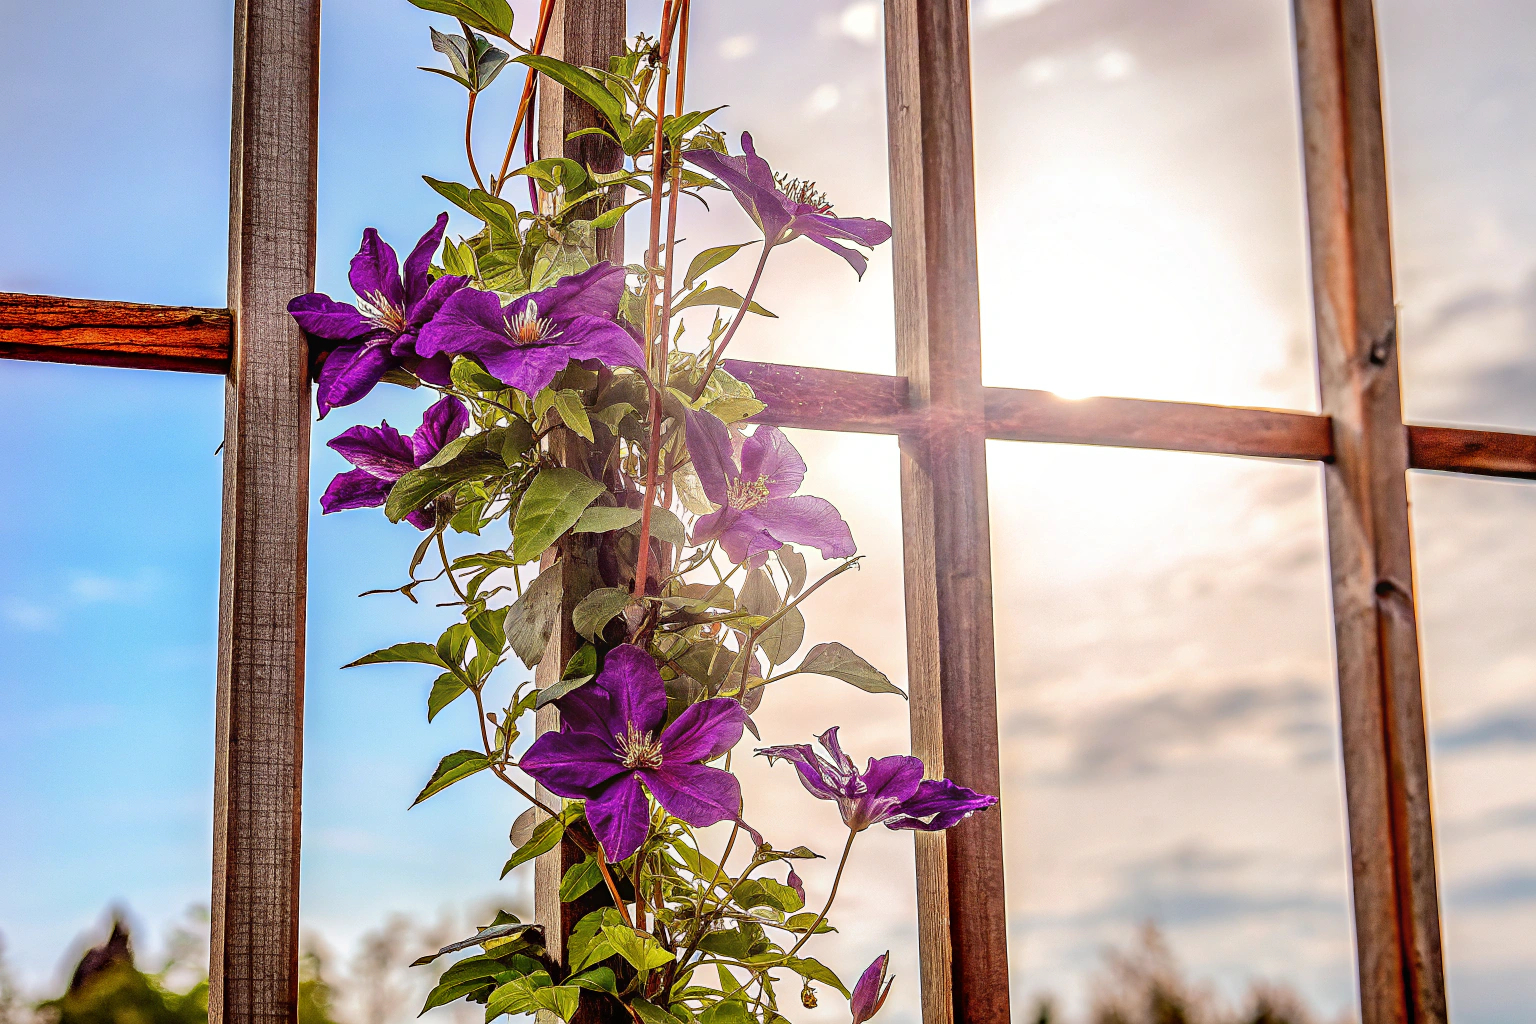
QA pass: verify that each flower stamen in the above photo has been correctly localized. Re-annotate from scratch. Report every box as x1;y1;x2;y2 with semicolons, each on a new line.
726;476;771;511
358;293;410;334
773;172;833;214
503;303;559;346
616;723;665;770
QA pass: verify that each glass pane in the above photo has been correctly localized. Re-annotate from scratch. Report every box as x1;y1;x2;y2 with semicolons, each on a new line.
305;2;910;1017
990;444;1359;1019
970;0;1316;410
1411;472;1536;1020
1379;1;1536;433
0;0;229;999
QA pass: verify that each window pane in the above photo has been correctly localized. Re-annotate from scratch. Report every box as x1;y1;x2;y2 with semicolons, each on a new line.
990;444;1358;1019
0;0;229;997
1411;471;1536;1020
970;1;1316;410
1379;0;1536;433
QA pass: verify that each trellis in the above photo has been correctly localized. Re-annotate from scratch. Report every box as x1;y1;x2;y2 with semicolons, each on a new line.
2;0;1529;1021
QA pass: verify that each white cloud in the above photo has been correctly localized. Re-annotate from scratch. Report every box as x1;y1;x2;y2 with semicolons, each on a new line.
1019;57;1060;87
69;571;154;604
2;598;57;632
805;83;842;117
718;34;757;61
979;0;1066;23
1094;47;1137;81
838;2;881;45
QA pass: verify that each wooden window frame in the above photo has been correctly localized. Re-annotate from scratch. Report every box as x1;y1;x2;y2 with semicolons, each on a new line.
0;0;1507;1020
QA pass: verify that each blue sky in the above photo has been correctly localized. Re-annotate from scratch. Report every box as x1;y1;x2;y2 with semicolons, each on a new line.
5;0;1536;1022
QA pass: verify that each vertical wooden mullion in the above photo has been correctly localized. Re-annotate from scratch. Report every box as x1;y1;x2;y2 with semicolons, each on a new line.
531;3;626;1022
211;1;320;1023
883;2;1010;1023
1291;1;1446;1021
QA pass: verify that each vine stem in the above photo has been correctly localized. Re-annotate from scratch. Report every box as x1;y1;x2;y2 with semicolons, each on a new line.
632;0;683;599
464;89;486;192
736;557;862;692
491;0;555;197
784;829;856;959
690;242;773;400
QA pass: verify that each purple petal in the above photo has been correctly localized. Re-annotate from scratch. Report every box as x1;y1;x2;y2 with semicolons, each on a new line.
659;698;747;764
407;353;455;387
755;743;846;802
803;212;892;249
555;315;648;372
319;468;391;513
411;396;468;465
850;953;892;1024
415;287;510;359
684;138;793;242
406;273;471;331
327;421;416;481
642;763;742;830
713;510;786;567
505;261;626;323
476;343;579;398
817;726;858;777
315;340;397;417
519;730;627;799
558;644;668;740
684;410;736;506
403;508;437;532
786;868;805;904
737;132;780;192
739;425;806;500
402;213;450;310
288;293;376;341
884;778;999;832
801;232;869;278
349;227;405;311
585;773;651;863
752;495;856;560
841;755;924;831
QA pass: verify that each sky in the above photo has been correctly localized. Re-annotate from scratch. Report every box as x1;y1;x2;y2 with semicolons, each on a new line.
3;0;1536;1022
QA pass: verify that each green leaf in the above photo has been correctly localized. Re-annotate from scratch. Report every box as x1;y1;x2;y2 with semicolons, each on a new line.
738;568;777;618
514;55;624;131
674;284;775;318
558;855;605;902
427;672;469;722
600;925;674;972
782;956;849;998
384;468;455;524
779;546;807;597
551;389;595;441
344;641;448;670
407;0;514;39
503;561;563;668
572;505;643;534
641;506;687;548
512;468;604;564
536;642;598;708
590;199;640;230
783;912;837;934
632;1000;684;1024
501;811;566;876
698;1003;750;1024
732;877;804;914
572;587;631;640
758;606;805;666
411;750;490;806
568;907;626;971
409;922;535;967
683;242;756;290
567;967;618;996
467;607;506;663
791;642;906;697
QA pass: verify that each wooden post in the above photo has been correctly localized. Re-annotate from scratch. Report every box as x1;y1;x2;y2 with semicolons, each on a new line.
883;2;1011;1022
1291;0;1446;1021
210;0;320;1022
531;3;627;1021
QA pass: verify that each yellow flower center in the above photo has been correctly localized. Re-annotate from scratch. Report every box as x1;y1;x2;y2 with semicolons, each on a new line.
727;476;771;511
503;303;557;346
616;723;665;770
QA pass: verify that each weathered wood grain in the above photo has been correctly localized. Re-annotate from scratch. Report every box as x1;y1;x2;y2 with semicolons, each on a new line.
0;292;230;373
209;2;319;1024
883;2;1011;1022
1408;424;1536;480
1292;0;1446;1020
533;4;629;1021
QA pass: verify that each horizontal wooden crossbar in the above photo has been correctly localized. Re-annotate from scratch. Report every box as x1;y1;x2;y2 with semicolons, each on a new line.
4;291;1534;480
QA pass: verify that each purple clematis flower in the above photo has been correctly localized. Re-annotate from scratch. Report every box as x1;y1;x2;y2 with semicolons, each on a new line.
850;953;893;1024
684;132;892;277
288;214;468;417
319;395;468;531
685;409;855;569
756;727;997;833
415;262;646;398
519;644;748;863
